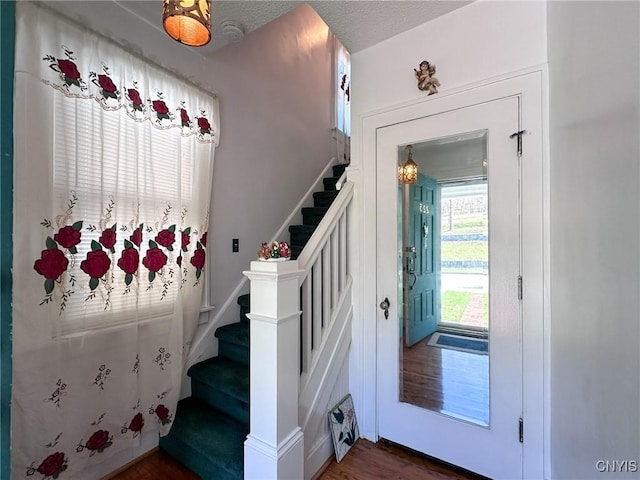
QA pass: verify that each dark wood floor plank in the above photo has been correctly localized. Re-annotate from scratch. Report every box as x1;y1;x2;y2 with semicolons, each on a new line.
108;438;484;480
106;449;202;480
318;440;485;480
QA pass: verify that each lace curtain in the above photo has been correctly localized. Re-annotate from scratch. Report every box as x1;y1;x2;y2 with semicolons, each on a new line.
12;3;218;478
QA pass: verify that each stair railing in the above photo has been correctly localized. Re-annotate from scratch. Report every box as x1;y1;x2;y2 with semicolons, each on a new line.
297;178;354;480
243;175;354;480
296;178;352;375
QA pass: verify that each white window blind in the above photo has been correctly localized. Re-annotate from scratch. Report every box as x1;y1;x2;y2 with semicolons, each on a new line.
50;84;212;336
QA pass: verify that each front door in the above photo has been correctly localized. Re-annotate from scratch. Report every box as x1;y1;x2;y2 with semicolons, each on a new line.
404;173;439;346
376;97;522;479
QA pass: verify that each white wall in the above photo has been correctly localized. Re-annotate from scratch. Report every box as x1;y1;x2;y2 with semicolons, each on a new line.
351;0;547;119
547;2;640;478
349;0;547;468
200;4;335;338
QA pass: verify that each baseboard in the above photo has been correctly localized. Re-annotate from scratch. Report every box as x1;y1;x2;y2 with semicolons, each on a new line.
310;450;334;480
100;447;159;480
306;432;334;480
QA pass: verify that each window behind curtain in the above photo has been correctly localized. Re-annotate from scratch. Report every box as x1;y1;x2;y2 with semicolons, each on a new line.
53;93;200;335
335;39;351;137
23;38;220;337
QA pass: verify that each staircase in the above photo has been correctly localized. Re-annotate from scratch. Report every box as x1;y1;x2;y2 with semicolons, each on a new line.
289;165;345;259
159;163;348;479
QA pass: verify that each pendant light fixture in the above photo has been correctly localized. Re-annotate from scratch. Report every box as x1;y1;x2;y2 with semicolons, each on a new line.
400;145;418;184
163;0;212;47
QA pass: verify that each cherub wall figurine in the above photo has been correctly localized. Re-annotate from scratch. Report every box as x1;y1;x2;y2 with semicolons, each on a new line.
414;60;440;95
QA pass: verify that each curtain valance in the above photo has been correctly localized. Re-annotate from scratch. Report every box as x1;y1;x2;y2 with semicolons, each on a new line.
41;44;218;144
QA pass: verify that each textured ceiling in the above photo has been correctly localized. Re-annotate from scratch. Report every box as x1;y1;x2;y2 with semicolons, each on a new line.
303;1;472;53
44;1;472;55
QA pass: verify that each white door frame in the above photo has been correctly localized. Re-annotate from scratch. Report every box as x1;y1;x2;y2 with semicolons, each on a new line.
350;70;548;479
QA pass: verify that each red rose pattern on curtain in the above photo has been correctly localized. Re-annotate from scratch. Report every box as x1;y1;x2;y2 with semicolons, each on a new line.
42;46;217;143
34;194;208;314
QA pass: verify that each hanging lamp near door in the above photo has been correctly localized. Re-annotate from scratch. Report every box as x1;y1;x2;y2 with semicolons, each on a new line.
163;0;212;47
400;145;418;184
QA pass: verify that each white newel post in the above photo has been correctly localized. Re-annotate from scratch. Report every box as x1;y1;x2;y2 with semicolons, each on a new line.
243;260;305;480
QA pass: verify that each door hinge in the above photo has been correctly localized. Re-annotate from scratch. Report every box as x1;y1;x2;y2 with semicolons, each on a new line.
519;417;524;443
510;130;526;156
517;275;523;300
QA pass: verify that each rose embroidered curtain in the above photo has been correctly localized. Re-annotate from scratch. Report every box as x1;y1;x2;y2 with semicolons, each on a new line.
12;3;218;478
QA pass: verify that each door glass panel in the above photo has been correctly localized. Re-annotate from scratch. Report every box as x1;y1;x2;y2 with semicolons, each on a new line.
398;131;490;426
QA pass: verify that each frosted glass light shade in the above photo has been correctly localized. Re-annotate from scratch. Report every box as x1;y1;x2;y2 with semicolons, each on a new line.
401;157;418;184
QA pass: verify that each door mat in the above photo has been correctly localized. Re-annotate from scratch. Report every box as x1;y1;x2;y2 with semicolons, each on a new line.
427;332;488;354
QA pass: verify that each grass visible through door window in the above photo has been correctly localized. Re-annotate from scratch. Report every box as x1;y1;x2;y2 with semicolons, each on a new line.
441;241;487;260
441;291;488;326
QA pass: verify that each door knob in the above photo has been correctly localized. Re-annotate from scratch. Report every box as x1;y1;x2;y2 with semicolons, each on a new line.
379;297;390;320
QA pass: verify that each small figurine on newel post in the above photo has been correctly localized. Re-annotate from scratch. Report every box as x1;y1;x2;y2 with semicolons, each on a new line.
257;241;291;261
414;60;440;95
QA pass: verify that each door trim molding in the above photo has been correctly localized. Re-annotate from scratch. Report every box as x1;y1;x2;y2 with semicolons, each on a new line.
350;68;548;479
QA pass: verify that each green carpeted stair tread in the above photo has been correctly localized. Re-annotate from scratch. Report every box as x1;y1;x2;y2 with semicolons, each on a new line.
332;163;347;178
289;224;317;246
290;245;304;260
289;225;317;234
237;294;250;309
323;176;338;191
289;232;315;249
313;190;339;207
215;322;249;365
302;206;329;216
215;322;248;348
188;356;248;406
160;397;246;480
302;207;329;226
237;294;250;323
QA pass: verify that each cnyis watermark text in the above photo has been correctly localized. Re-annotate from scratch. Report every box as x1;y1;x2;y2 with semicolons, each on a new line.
596;460;638;473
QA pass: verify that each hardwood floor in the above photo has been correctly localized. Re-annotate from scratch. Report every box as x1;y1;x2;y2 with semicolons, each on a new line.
107;439;486;480
106;449;202;480
401;336;489;425
318;439;488;480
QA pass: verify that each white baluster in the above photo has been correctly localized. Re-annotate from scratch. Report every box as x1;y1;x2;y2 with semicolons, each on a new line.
301;276;312;374
312;260;322;352
340;212;347;292
322;243;331;338
331;230;339;314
